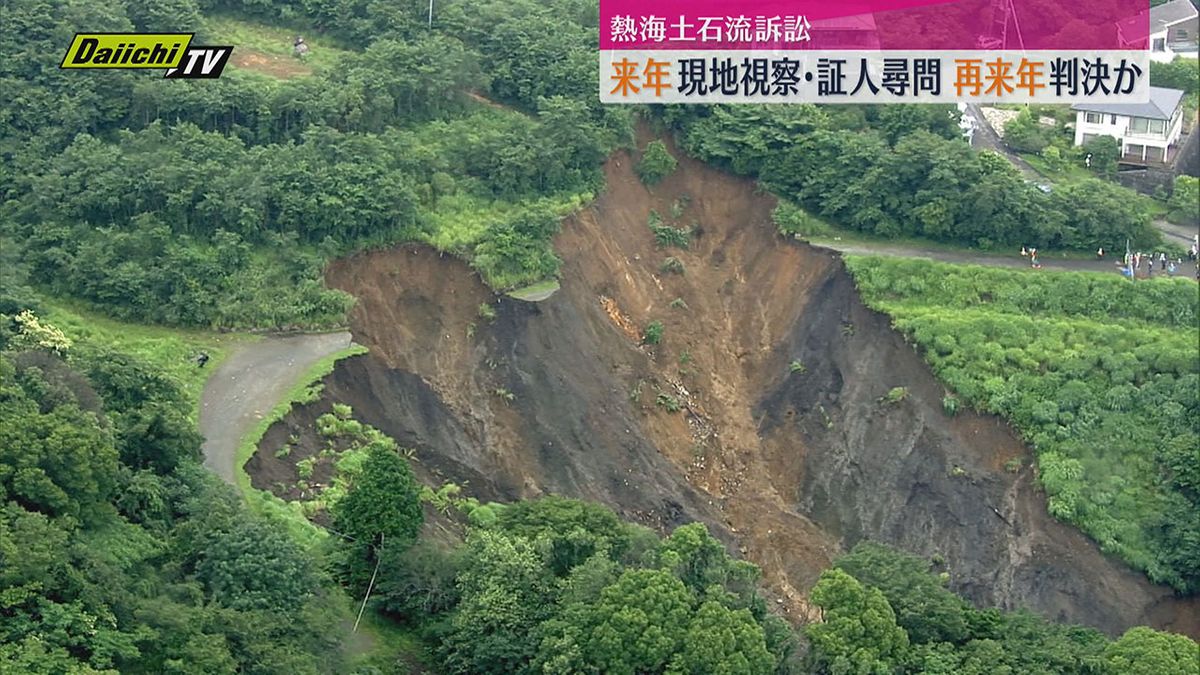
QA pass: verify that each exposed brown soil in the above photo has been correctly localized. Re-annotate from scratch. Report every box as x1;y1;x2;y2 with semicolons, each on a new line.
252;129;1198;638
230;48;312;78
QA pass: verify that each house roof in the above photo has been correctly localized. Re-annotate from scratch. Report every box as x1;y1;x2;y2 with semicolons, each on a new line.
1071;86;1186;120
1151;0;1199;31
810;14;877;32
1117;0;1197;42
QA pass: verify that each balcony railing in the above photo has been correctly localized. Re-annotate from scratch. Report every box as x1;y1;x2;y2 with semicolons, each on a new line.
1124;129;1169;140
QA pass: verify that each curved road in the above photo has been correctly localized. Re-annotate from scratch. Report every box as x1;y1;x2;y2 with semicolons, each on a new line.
199;332;353;484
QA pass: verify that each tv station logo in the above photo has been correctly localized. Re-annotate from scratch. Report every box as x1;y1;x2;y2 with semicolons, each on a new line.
60;33;233;79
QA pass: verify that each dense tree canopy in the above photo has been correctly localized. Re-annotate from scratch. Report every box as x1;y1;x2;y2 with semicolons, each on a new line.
807;542;1199;675
664;105;1161;251
0;313;345;672
1;0;629;329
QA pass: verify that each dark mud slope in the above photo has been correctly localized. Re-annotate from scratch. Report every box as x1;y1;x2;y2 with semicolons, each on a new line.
263;136;1197;637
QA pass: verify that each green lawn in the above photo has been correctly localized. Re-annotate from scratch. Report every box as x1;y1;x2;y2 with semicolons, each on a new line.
344;606;435;673
1021;153;1094;186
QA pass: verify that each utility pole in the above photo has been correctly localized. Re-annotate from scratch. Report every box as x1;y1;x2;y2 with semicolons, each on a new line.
428;0;434;28
977;0;1024;51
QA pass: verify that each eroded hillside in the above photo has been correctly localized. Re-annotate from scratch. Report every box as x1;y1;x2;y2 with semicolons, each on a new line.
257;135;1198;638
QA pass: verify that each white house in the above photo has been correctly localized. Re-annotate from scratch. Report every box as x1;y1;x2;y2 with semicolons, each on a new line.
1071;86;1187;164
1118;0;1199;63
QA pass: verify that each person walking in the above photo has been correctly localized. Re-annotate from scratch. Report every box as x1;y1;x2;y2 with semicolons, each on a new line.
1159;252;1167;270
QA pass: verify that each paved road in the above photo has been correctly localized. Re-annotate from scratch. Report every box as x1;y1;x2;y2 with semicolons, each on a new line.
1155;218;1200;247
815;239;1200;280
199;332;353;484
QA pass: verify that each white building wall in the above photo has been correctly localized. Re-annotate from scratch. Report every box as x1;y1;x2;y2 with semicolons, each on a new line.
1074;111;1129;145
1073;110;1178;162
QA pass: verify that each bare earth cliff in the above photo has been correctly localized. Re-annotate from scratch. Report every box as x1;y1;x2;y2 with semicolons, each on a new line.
254;139;1198;638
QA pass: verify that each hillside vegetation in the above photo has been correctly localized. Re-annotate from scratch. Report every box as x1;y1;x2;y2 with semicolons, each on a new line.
659;106;1163;252
848;257;1200;593
1;0;625;329
0;293;348;671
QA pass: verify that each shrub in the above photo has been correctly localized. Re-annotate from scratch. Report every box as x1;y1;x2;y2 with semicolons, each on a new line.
296;458;316;479
651;224;692;248
649;211;691;248
773;200;831;238
789;359;807;374
478;303;497;321
1082;135;1120;178
656;392;682;412
660;257;685;274
1004;110;1051;154
941;395;959;416
882;387;909;404
1167;176;1198;225
637;140;678;185
643;320;664;345
669;297;688;309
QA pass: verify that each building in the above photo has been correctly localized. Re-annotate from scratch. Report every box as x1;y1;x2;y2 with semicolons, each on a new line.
1117;0;1199;63
1071;86;1187;165
807;14;880;50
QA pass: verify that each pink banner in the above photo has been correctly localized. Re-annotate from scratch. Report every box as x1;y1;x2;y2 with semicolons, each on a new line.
600;0;1150;50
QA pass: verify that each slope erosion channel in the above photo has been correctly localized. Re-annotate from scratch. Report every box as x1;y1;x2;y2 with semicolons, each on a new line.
258;137;1198;638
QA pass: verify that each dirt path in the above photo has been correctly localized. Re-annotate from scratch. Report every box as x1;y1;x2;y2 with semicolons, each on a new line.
199;332;352;484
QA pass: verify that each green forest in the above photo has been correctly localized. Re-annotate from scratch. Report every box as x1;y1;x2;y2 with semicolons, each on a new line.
848;257;1200;593
658;104;1164;252
2;0;626;329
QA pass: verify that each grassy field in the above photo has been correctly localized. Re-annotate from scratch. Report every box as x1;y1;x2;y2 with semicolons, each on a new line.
203;14;353;76
41;298;256;420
